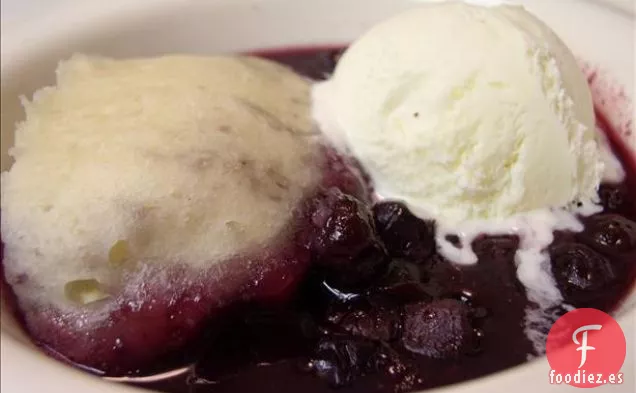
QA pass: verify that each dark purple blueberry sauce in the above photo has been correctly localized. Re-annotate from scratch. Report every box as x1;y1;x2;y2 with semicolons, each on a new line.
2;47;635;393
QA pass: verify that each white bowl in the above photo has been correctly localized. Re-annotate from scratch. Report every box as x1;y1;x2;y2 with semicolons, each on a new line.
1;0;634;392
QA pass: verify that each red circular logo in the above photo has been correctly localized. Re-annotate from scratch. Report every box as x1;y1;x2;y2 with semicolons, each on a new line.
546;308;626;388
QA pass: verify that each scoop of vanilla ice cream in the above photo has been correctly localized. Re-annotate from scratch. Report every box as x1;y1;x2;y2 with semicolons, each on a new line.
1;55;320;310
313;1;603;224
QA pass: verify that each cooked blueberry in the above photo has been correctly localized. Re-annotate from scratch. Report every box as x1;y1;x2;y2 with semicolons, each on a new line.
305;188;389;289
579;214;636;257
322;241;390;290
549;243;617;305
402;299;473;359
371;261;432;304
310;188;375;260
330;305;402;342
598;183;630;213
373;202;435;262
318;279;362;304
308;337;378;387
380;261;421;286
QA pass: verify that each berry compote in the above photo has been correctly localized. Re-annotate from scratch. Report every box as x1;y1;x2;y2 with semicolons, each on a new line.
5;47;636;393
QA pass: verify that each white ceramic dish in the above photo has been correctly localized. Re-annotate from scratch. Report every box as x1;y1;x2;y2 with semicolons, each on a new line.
1;0;634;392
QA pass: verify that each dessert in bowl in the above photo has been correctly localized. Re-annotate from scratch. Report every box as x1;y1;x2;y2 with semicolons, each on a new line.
1;0;634;393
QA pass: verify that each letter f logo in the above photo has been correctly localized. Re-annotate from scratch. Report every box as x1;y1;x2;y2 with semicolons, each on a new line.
572;324;602;368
